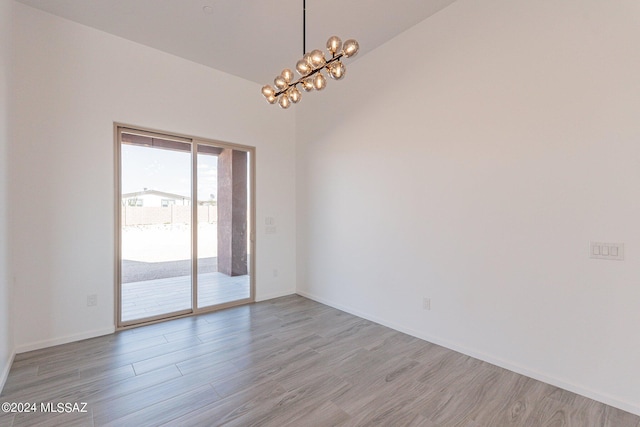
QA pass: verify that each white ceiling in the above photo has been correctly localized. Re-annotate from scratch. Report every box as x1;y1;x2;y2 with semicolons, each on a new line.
15;0;457;85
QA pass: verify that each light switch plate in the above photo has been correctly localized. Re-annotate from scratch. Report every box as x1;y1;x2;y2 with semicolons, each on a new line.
590;242;624;261
265;226;277;234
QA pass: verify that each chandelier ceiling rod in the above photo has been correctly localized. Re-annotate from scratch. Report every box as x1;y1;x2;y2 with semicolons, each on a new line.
261;0;359;109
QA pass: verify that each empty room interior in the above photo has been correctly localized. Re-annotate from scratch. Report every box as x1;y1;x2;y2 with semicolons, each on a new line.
1;0;640;425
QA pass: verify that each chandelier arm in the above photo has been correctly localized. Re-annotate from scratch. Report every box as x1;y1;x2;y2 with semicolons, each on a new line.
261;36;358;107
273;53;344;97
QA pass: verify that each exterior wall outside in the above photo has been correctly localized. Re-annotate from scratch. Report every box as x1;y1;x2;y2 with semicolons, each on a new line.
122;205;216;226
122;194;191;208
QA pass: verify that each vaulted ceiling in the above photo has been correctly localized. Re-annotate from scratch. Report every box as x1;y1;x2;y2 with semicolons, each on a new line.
15;0;457;84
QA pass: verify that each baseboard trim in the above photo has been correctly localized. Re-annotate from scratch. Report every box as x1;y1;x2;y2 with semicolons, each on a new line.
296;290;640;417
15;327;116;354
0;348;16;394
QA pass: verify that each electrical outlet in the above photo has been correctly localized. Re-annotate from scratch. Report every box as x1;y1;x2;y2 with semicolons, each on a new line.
423;297;431;311
87;294;97;307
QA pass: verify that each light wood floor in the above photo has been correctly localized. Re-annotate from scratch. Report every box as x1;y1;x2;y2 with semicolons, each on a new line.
1;295;638;427
121;273;250;322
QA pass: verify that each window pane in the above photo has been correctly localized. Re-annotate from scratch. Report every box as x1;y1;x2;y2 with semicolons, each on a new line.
197;145;250;308
120;140;192;322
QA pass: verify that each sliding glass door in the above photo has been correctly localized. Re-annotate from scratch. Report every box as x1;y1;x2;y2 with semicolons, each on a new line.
119;134;193;323
196;145;251;309
116;126;254;327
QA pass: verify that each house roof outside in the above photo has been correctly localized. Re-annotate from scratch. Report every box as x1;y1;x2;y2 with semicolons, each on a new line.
122;189;191;201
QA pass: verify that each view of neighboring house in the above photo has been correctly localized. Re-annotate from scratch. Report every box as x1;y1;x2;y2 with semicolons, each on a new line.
122;189;191;208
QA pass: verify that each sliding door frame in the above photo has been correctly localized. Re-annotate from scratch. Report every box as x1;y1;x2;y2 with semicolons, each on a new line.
114;123;256;330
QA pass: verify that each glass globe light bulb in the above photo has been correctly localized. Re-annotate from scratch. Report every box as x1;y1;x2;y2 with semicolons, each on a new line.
328;61;346;80
279;95;291;109
296;59;312;76
261;85;275;98
342;39;359;58
288;87;302;103
301;77;314;92
326;36;342;55
309;49;326;68
274;76;287;90
266;94;277;104
313;73;327;90
281;68;294;83
303;52;313;67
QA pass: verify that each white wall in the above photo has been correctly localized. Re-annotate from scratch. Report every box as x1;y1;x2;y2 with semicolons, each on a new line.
0;0;15;391
297;0;640;415
11;3;297;351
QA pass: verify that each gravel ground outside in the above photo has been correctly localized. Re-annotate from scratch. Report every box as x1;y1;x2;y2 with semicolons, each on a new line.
121;223;250;283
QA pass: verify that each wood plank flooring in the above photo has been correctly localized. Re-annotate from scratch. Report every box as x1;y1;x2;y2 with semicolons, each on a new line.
1;295;638;427
121;273;250;322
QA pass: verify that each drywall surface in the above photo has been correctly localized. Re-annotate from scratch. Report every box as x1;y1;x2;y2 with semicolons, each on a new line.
297;0;640;415
11;3;296;351
0;0;14;391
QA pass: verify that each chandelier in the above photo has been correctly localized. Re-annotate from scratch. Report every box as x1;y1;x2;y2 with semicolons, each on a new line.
261;1;359;109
